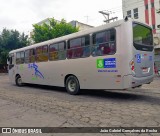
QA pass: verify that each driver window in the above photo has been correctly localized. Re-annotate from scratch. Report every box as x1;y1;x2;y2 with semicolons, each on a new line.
9;54;14;65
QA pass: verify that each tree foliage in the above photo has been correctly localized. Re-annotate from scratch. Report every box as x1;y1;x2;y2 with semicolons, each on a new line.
32;18;79;43
0;29;29;64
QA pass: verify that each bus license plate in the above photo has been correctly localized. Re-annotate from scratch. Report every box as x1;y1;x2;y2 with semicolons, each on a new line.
142;67;149;73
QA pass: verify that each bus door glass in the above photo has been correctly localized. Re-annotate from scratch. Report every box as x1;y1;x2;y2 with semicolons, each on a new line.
8;53;15;77
132;22;154;77
8;54;14;69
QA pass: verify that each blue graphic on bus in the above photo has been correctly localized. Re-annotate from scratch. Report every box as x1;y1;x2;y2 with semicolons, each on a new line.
137;54;141;63
98;70;118;73
28;63;44;79
149;56;152;61
104;58;116;68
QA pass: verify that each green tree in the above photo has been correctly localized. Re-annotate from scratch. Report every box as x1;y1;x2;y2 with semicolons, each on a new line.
0;28;29;64
32;18;79;43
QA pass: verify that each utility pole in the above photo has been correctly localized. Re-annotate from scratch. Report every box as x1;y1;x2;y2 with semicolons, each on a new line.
157;0;160;28
84;16;89;24
99;10;118;23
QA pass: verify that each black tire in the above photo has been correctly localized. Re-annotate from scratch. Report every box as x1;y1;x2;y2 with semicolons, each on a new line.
15;75;23;87
66;76;80;95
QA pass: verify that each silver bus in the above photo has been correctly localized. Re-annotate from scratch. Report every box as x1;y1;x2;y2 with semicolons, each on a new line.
8;18;154;95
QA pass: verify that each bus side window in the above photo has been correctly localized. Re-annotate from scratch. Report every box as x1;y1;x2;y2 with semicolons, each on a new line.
49;41;66;61
16;52;24;64
109;29;116;54
16;52;21;64
67;36;90;59
49;43;59;61
42;45;48;61
25;50;30;63
36;46;42;62
71;38;82;58
82;36;90;57
110;29;116;42
21;52;25;64
92;29;116;56
8;54;14;65
68;38;82;59
36;45;48;62
105;31;110;42
67;41;73;59
58;42;66;60
25;49;35;63
29;49;35;63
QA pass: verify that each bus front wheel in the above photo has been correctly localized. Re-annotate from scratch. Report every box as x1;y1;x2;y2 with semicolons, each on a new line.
66;76;80;95
15;75;23;87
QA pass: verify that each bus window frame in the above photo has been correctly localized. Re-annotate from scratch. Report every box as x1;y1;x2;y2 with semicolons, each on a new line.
16;51;25;65
49;41;66;61
25;48;36;64
36;45;49;62
91;28;116;57
67;35;91;59
8;53;14;65
132;22;154;52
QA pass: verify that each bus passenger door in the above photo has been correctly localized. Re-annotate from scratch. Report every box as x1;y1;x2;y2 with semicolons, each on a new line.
8;54;15;83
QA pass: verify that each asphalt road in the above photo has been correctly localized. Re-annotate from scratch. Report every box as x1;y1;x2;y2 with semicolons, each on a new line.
0;74;160;136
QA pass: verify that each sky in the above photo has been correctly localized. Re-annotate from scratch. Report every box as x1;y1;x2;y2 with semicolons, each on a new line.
0;0;123;35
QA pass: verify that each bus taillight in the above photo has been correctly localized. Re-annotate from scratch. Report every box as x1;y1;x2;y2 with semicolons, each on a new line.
130;60;135;74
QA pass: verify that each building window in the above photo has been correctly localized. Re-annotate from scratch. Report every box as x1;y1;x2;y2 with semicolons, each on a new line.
92;29;116;57
152;25;155;29
151;2;154;8
134;8;138;19
127;10;131;18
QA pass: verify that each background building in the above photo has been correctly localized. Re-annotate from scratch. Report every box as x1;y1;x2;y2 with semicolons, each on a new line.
30;18;93;40
122;0;160;70
69;20;93;31
35;18;93;31
122;0;160;45
36;18;60;26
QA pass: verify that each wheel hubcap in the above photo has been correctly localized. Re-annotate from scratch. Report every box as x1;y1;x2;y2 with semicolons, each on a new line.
68;79;76;92
18;78;22;85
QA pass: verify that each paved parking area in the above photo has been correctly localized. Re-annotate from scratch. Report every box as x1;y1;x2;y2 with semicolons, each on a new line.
0;74;160;136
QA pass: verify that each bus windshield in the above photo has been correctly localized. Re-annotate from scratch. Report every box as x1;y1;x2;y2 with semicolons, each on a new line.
133;23;153;46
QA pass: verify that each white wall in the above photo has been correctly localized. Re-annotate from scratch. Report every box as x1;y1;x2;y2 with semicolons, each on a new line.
122;0;145;23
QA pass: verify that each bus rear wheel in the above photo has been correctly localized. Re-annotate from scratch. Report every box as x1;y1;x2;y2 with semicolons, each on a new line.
15;75;23;87
66;76;80;95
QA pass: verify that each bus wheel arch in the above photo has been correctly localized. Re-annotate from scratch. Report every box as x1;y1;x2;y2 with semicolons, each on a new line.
15;74;23;87
65;74;80;95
